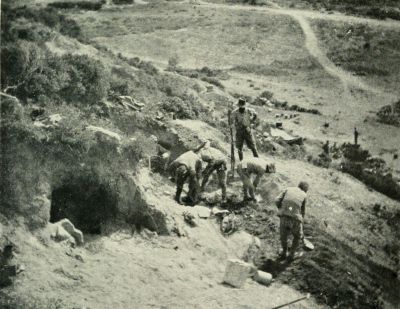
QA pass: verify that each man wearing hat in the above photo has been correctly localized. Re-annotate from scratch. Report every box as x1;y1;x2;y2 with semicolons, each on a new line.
230;98;259;161
275;181;309;261
237;157;276;202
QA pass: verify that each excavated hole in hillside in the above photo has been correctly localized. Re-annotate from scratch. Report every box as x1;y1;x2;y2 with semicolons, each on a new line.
50;176;118;234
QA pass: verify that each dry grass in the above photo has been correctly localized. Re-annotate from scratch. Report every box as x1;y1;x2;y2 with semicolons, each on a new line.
311;19;400;95
71;3;307;69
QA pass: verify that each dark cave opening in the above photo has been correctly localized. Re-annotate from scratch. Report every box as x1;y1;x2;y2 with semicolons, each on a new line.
50;177;118;234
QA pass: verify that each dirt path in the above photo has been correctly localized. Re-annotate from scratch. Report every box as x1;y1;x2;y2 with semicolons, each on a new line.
286;12;366;96
195;0;397;98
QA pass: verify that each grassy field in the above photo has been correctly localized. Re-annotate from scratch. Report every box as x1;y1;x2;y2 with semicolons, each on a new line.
73;3;308;68
311;19;400;95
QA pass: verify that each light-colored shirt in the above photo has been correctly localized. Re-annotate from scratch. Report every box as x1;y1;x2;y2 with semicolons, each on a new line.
276;187;307;222
238;157;269;175
172;151;202;175
230;107;257;130
200;147;227;164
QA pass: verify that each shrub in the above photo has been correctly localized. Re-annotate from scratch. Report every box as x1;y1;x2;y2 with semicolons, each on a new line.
376;100;400;127
1;42;110;105
112;0;134;4
59;54;110;105
341;143;370;162
340;143;400;200
126;57;158;75
48;1;104;11
160;94;204;119
200;76;225;89
1;5;84;42
109;77;132;97
259;90;274;100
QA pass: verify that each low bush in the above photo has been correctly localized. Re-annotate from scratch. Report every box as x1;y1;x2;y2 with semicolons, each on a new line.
1;4;84;42
200;76;225;89
1;42;110;105
160;94;204;119
340;143;400;201
48;1;104;11
122;55;158;75
376;100;400;127
112;0;134;4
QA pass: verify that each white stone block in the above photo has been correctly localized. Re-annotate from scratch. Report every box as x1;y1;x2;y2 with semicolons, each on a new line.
223;259;253;288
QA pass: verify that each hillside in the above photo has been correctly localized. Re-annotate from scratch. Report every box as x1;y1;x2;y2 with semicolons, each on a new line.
1;0;400;308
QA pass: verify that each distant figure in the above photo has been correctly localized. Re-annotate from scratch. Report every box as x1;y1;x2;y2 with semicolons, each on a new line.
322;140;330;155
237;157;276;202
275;182;309;262
199;144;228;202
354;127;359;145
230;98;259;161
169;149;203;206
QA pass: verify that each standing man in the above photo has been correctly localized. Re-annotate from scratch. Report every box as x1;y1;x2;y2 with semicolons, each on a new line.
237;157;276;202
230;98;259;161
199;143;228;202
169;149;203;206
354;127;360;145
275;181;309;262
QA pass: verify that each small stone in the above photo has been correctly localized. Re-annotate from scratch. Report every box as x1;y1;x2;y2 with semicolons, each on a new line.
193;206;211;219
254;270;273;286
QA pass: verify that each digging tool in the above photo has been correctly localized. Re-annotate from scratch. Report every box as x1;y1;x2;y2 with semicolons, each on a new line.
228;103;235;182
271;293;311;309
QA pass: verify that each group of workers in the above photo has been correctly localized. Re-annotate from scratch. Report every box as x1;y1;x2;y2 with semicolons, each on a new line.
168;98;309;261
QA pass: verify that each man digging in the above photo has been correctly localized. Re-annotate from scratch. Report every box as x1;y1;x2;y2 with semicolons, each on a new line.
199;142;228;203
169;145;205;206
230;98;259;161
275;181;309;262
237;157;276;202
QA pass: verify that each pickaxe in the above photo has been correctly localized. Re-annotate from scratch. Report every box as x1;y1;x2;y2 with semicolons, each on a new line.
271;293;311;309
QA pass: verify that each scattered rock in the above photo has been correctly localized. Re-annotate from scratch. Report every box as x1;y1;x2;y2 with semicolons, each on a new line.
223;259;254;288
55;225;76;245
87;125;122;142
117;95;144;111
254;270;273;286
183;211;197;227
221;213;242;235
59;219;84;246
33;113;63;128
193;206;211;219
211;207;230;217
141;228;158;238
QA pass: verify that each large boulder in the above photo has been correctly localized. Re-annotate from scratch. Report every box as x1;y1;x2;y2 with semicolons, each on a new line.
50;219;84;246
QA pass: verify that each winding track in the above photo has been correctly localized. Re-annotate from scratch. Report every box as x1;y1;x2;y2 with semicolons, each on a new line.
195;0;398;98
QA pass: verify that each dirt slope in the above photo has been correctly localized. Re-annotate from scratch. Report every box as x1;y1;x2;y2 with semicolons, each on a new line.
1;169;322;309
169;119;400;308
